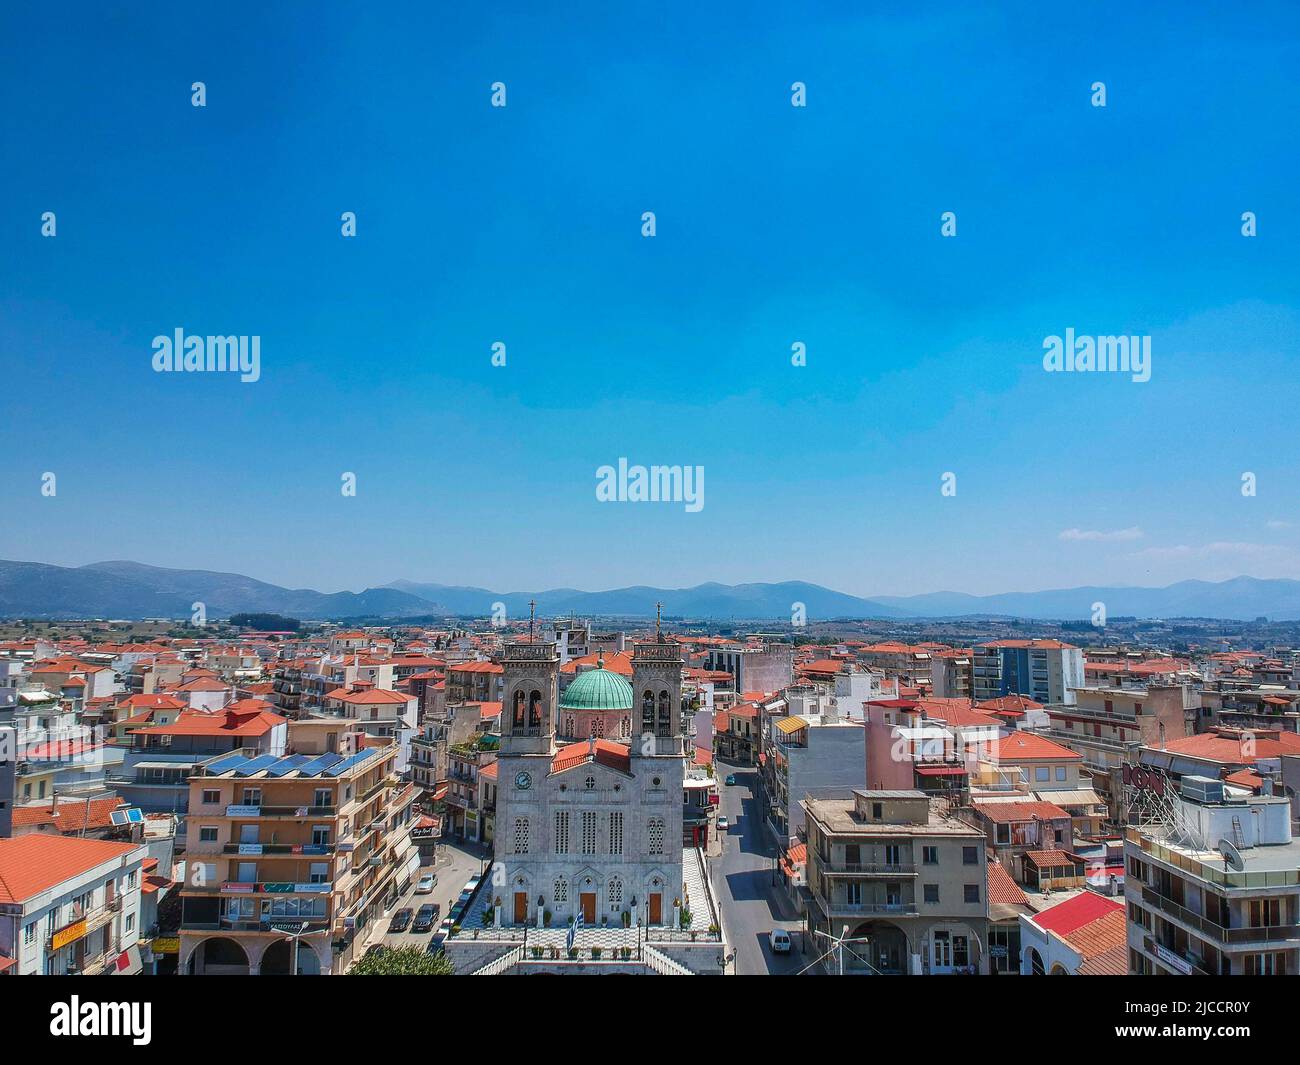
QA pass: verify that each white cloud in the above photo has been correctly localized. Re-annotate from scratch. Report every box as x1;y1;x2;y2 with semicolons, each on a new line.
1131;541;1291;562
1059;526;1144;543
1266;520;1292;530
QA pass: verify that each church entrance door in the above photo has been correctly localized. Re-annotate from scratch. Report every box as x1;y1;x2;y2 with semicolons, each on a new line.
580;893;596;924
514;892;528;924
648;893;662;925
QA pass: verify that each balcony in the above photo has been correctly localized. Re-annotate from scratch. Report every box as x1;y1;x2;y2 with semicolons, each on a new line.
221;842;335;856
819;859;918;877
49;896;122;948
225;804;336;818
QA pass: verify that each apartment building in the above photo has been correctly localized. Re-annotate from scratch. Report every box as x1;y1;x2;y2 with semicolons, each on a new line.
1125;776;1300;976
179;738;418;975
761;712;864;844
972;640;1084;706
704;642;794;695
803;789;990;974
1038;684;1194;825
0;834;148;975
930;649;973;700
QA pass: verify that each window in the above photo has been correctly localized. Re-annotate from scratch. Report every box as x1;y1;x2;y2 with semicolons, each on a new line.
311;825;331;846
609;812;623;856
846;881;862;905
125;913;135;933
608;877;623;910
314;788;332;808
964;884;980;904
23;921;36;945
1055;766;1067;781
199;826;218;843
962;846;978;865
241;787;262;806
584;775;597;790
581;812;598;854
922;846;938;865
1034;767;1049;782
309;862;329;884
553;877;568;903
884;844;901;866
555;811;570;854
953;935;969;967
648;818;665;854
923;884;940;904
871;803;882;819
513;817;530;854
201;789;220;805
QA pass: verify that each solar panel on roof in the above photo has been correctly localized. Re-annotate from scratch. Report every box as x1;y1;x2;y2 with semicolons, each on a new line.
109;810;129;826
324;749;378;777
125;808;145;823
203;752;252;776
265;754;312;778
232;754;279;777
295;752;343;777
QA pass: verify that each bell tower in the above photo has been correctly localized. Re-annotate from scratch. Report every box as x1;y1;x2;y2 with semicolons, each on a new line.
631;622;684;758
500;640;560;757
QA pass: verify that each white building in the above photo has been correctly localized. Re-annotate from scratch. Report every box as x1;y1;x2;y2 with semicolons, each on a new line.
0;835;148;975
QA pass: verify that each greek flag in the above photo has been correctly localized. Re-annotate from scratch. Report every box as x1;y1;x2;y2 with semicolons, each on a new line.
567;910;583;952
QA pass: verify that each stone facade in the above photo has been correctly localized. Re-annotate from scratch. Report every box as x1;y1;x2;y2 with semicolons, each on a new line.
492;638;688;931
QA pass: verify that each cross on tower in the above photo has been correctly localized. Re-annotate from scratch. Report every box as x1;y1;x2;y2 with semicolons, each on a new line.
655;601;662;639
529;599;536;641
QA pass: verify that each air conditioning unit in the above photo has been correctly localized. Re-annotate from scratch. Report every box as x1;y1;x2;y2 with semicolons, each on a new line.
1180;775;1225;805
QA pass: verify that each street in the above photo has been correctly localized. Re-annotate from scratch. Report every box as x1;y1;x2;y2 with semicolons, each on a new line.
709;759;807;975
364;837;490;953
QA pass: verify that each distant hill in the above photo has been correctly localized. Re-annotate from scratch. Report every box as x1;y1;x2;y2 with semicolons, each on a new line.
870;576;1300;621
0;560;443;620
3;560;1299;622
387;579;909;620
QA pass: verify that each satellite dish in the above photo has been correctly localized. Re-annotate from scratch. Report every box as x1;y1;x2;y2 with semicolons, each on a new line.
1217;838;1244;871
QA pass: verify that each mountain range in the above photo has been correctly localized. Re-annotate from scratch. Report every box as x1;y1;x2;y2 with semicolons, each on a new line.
2;560;1300;622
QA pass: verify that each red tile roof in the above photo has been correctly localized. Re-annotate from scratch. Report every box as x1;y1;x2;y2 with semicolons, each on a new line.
561;651;634;676
976;801;1072;824
987;861;1029;906
134;707;285;737
10;797;128;834
0;836;143;904
986;732;1082;763
1032;890;1122;937
551;738;631;776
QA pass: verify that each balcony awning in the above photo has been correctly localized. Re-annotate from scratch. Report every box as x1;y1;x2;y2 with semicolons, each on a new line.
109;945;143;975
1033;788;1103;808
914;765;965;777
774;716;808;735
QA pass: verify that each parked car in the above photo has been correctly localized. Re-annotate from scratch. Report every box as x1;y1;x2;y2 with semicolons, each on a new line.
387;908;414;934
725;774;737;786
415;872;437;895
428;922;451;954
363;944;387;960
769;928;792;954
717;816;729;832
412;903;439;933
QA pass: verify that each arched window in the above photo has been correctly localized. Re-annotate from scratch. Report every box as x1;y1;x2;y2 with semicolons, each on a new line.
657;690;671;736
647;817;665;854
564;715;575;737
512;690;526;729
528;689;542;728
641;690;655;733
513;817;530;854
608;877;623;910
553;877;568;904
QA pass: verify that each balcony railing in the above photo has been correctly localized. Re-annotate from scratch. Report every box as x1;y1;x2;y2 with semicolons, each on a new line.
819;860;917;876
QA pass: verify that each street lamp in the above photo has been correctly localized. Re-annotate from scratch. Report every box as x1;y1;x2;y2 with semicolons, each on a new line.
269;921;314;975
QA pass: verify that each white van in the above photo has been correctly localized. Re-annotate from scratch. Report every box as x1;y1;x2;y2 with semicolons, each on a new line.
769;928;792;954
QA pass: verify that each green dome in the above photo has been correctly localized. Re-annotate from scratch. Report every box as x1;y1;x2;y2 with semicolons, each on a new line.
560;664;633;711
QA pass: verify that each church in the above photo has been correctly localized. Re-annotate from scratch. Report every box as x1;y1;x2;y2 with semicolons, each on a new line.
493;634;687;929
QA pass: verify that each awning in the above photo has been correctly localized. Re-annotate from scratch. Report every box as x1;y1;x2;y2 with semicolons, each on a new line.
131;760;198;771
915;765;966;777
1033;788;1103;808
774;716;808;735
109;945;143;975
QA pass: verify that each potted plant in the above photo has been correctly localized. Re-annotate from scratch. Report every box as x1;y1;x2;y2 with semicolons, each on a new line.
530;945;543;959
591;946;603;960
620;946;632;961
567;946;579;960
543;909;552;927
548;945;560;960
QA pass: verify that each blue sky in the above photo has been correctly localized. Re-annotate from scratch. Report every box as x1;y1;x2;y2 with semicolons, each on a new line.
2;3;1299;597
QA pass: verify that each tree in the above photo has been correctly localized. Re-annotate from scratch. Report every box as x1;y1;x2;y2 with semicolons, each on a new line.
348;945;454;975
